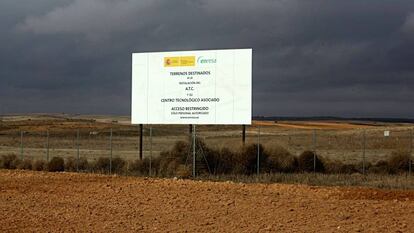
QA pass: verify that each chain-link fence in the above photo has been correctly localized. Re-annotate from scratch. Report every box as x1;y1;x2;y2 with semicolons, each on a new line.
0;124;413;176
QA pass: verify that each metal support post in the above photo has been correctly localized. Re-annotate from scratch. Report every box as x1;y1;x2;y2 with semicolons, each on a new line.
192;125;196;177
139;124;143;160
313;129;316;173
242;125;246;146
76;129;80;172
109;128;113;175
257;126;261;175
46;130;49;162
20;131;23;160
362;129;366;175
149;127;153;176
410;128;413;176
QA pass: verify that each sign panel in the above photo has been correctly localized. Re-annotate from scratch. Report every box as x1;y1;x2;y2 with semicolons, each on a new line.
131;49;252;125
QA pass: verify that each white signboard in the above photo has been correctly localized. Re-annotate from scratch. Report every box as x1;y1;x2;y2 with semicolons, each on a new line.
384;130;390;137
131;49;252;125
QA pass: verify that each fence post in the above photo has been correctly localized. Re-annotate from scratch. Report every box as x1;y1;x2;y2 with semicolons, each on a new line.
189;124;193;145
257;125;261;175
313;129;316;173
109;128;113;175
20;131;23;160
76;129;80;172
192;125;196;177
149;126;153;176
46;130;49;162
139;124;143;160
362;129;366;175
410;128;413;176
242;125;246;146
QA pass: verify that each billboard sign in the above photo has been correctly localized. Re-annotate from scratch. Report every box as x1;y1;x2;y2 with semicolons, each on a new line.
131;49;252;125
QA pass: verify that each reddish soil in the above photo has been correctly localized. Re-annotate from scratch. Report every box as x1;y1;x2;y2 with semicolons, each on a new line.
1;170;414;232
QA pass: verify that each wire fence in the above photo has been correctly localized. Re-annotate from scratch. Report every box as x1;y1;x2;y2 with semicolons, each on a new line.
0;125;413;176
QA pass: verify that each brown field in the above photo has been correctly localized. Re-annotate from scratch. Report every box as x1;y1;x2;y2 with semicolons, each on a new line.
1;169;414;232
0;114;413;166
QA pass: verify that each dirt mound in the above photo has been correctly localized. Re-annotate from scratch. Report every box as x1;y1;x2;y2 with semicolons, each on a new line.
1;170;413;232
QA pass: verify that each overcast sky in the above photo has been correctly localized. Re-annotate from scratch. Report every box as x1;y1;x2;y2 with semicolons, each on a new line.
1;0;414;118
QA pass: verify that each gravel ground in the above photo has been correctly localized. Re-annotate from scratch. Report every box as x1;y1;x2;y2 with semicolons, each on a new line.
1;170;414;232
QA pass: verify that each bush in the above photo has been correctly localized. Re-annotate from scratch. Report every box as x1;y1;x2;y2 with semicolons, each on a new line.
206;147;238;174
240;144;268;174
298;150;325;173
64;157;90;172
388;150;410;174
176;164;191;178
112;157;126;174
266;146;297;173
17;158;33;170
165;160;180;177
158;140;192;176
78;157;89;171
129;158;149;175
368;160;390;174
129;157;160;176
94;157;110;173
1;154;21;169
33;160;47;171
65;157;77;172
48;157;65;172
324;160;358;174
169;141;190;163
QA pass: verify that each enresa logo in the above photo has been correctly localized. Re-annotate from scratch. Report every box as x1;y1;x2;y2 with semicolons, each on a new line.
197;56;217;64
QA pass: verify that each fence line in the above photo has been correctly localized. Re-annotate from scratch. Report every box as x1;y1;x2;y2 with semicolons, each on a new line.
2;126;414;176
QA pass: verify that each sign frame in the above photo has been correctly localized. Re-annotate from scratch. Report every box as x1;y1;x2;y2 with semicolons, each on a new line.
131;48;252;125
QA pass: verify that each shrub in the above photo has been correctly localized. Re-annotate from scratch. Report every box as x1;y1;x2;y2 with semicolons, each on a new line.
1;154;21;169
169;141;190;163
266;146;297;173
298;150;324;173
129;158;149;175
64;157;89;172
112;157;126;174
158;140;193;176
368;160;390;174
324;160;357;174
94;157;110;173
388;150;410;174
33;160;47;171
165;160;180;177
176;164;191;178
48;157;65;172
129;157;160;176
65;157;77;172
17;158;33;170
206;147;238;174
78;157;89;171
149;157;161;176
239;144;268;174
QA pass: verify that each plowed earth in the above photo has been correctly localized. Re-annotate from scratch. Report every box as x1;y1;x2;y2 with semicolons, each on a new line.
1;170;414;232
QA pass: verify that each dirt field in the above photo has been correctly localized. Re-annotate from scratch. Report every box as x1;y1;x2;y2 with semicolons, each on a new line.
1;170;414;232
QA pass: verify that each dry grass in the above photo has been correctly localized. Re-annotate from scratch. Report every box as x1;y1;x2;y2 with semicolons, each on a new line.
203;173;414;190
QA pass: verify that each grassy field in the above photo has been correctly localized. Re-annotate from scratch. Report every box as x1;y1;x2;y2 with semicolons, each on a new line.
0;114;413;166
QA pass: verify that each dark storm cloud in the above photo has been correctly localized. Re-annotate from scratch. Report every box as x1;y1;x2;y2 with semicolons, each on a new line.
1;0;414;117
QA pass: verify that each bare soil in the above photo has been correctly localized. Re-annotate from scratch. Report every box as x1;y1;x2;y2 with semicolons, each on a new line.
1;170;414;232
